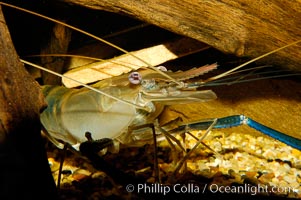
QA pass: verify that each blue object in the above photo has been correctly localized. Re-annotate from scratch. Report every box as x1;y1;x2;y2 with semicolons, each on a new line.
173;115;301;151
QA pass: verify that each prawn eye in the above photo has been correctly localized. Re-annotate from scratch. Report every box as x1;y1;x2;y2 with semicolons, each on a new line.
128;71;142;84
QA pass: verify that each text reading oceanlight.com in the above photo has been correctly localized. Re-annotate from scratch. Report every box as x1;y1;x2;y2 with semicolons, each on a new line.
125;183;298;196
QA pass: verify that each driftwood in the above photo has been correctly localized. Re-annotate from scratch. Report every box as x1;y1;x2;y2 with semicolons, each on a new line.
64;0;301;71
41;22;72;85
0;6;57;199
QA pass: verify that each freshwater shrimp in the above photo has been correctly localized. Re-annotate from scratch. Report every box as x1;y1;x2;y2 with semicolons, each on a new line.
2;2;301;197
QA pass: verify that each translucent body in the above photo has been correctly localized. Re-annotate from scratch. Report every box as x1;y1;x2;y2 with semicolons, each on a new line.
41;85;136;146
40;68;218;150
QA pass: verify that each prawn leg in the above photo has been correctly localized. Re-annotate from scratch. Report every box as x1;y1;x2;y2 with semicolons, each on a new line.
172;118;218;177
128;123;160;183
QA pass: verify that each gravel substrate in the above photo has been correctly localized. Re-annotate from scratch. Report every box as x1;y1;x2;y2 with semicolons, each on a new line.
47;130;301;199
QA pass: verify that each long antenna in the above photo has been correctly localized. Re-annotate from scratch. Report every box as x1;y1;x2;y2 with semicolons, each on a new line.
0;2;180;85
206;39;301;82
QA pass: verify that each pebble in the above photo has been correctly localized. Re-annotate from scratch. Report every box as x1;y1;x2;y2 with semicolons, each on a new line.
289;181;300;190
72;169;91;181
262;149;277;159
228;169;242;183
48;157;59;172
245;171;258;178
283;175;296;184
258;173;275;184
91;171;107;179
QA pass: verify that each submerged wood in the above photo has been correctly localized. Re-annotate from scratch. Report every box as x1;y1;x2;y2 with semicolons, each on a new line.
64;0;301;71
0;6;57;200
41;22;72;85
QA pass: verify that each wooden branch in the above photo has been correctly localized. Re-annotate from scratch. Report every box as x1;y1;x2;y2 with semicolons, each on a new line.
41;22;72;85
64;0;301;71
0;6;57;199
